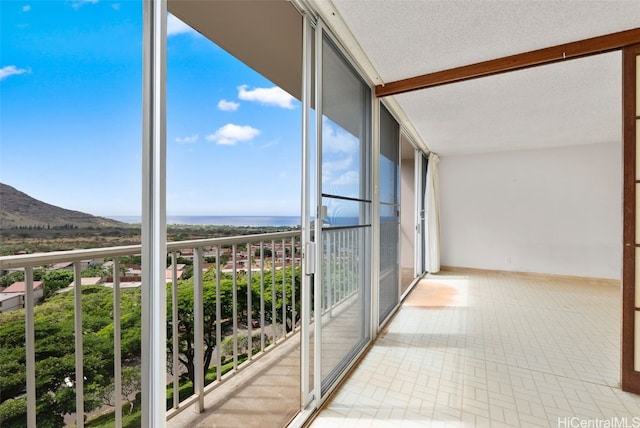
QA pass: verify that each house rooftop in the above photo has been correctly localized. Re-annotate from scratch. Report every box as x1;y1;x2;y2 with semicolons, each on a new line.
3;281;43;293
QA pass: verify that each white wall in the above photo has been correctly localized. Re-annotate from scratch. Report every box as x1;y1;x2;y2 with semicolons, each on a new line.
439;142;622;279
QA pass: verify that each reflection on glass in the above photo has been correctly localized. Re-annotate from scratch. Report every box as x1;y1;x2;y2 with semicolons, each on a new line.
321;197;369;228
380;220;399;320
378;104;400;323
319;33;370;393
379;104;399;206
380;203;399;224
322;117;361;200
320;228;367;387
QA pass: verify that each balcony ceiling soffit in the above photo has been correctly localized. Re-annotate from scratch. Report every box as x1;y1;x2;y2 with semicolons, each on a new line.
331;0;640;156
167;1;361;140
168;0;302;101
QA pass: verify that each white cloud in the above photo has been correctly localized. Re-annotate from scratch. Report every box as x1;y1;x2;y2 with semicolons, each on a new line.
22;5;31;12
321;119;360;188
206;124;260;146
322;118;358;154
331;170;359;185
237;85;296;109
167;14;195;37
322;156;357;185
0;65;29;80
176;134;199;144
70;0;98;9
323;156;353;173
217;99;239;112
111;3;120;10
259;140;279;149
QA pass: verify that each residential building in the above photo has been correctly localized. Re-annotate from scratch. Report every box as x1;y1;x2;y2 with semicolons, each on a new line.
2;281;44;305
0;292;24;313
165;264;185;281
68;277;103;288
51;261;90;271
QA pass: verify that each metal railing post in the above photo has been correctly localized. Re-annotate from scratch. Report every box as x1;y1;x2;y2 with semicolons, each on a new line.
271;240;277;342
215;246;222;382
291;236;296;333
24;266;36;428
171;252;179;409
327;233;332;317
194;247;204;412
113;259;122;427
260;243;265;351
247;243;253;360
282;238;287;339
73;261;84;428
232;244;238;369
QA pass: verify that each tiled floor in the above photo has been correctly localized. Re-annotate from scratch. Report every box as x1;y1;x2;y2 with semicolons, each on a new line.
401;267;416;296
309;269;640;427
169;334;301;428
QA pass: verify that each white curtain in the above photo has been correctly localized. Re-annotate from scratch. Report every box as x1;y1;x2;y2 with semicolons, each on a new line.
425;153;441;273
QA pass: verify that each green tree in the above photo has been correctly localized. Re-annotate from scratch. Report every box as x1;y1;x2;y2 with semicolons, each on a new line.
176;256;193;266
180;264;194;281
254;266;301;332
255;248;272;258
81;265;108;278
97;366;141;414
166;265;301;388
219;254;230;265
0;286;141;427
119;255;142;266
0;271;24;289
165;254;193;267
166;269;236;385
42;270;74;297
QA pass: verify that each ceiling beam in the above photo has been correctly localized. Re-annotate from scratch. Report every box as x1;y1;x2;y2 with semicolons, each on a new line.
376;27;640;98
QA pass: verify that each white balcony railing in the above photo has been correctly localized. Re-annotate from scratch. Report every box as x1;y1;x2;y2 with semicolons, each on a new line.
0;230;301;427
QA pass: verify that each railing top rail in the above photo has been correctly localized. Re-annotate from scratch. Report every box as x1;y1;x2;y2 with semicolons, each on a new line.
165;230;299;251
0;245;142;270
0;230;301;270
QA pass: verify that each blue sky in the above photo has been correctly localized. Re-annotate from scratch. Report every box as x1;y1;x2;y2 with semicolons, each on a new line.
1;0;303;217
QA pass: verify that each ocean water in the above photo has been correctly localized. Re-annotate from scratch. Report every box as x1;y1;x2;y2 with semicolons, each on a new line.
108;215;301;227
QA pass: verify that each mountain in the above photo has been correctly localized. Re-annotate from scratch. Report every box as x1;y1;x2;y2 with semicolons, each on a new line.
0;183;125;229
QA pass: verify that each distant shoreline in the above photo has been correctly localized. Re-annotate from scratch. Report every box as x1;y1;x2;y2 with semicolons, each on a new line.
106;215;301;227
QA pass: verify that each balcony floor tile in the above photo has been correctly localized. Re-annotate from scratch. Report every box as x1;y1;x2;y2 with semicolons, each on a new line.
168;334;300;428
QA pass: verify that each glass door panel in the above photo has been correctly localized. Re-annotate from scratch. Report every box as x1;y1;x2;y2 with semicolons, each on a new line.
379;104;400;324
317;30;371;395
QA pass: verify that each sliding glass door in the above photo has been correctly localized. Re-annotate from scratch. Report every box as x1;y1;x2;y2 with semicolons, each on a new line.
314;26;371;396
379;104;400;324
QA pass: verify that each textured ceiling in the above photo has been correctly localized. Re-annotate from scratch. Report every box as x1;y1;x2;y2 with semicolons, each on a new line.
330;0;640;155
396;52;621;155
